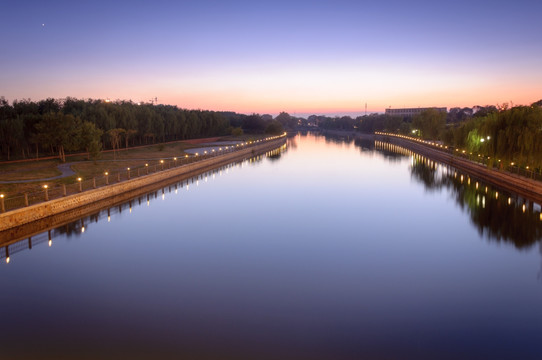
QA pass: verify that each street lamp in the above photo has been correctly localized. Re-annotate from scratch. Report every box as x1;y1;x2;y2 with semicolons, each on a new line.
43;185;49;201
0;194;5;213
77;177;82;192
105;171;109;185
160;160;164;170
127;167;131;179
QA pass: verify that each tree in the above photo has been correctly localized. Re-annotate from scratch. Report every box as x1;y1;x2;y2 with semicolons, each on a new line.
412;109;446;140
34;113;80;162
242;114;266;133
125;129;138;148
108;128;125;160
265;121;284;135
80;121;103;160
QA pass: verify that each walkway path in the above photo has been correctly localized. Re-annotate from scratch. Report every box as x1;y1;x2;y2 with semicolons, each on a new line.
0;141;242;184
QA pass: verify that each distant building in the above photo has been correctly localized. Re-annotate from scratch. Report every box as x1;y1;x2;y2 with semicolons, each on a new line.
385;107;447;117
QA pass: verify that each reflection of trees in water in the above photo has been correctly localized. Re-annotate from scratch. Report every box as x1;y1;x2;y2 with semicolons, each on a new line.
321;133;355;145
354;138;375;151
410;157;542;249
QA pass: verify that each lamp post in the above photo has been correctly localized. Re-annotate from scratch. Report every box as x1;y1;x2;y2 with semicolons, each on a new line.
160;160;164;170
127;167;131;180
105;172;109;185
145;163;149;175
43;185;49;201
0;194;5;213
77;177;82;192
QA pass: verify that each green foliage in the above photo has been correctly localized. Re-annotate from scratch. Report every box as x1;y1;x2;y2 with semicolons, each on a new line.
275;112;297;129
242;114;266;133
265;120;284;135
80;121;103;160
445;106;542;170
34;112;81;162
231;127;244;136
0;98;234;160
412;109;446;140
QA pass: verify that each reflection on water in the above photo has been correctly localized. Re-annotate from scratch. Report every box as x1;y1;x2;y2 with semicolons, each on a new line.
1;134;541;359
409;154;542;248
372;139;542;249
0;144;288;264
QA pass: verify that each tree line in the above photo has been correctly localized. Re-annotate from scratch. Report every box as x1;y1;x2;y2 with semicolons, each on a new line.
0;97;285;161
309;100;542;170
358;101;542;171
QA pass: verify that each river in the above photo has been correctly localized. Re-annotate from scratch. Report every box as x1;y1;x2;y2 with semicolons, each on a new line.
1;133;541;359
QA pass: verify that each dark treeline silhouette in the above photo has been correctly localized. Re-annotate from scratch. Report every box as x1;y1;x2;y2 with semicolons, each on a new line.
0;97;286;161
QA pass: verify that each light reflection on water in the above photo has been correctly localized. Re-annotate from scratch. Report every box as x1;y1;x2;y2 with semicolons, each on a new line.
0;133;541;360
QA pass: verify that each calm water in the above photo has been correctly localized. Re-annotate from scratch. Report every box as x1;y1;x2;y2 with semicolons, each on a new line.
1;133;542;359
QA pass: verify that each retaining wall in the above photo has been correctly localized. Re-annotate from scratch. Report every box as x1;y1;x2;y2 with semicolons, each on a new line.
377;134;542;203
0;137;286;232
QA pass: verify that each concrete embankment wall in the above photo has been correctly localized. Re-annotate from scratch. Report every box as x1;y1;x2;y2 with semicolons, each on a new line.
0;138;286;232
377;135;542;203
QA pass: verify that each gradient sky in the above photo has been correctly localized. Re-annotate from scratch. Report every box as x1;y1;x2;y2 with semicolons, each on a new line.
1;0;541;115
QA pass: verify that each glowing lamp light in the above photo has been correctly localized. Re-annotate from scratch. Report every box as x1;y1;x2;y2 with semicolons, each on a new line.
160;160;164;164
43;185;48;189
105;172;108;176
6;257;10;264
48;240;52;247
174;157;177;161
77;177;82;182
145;163;148;167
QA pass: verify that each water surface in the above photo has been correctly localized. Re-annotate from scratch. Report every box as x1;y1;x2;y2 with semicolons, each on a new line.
1;133;541;359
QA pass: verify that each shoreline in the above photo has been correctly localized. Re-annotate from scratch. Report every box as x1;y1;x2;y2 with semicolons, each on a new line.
0;137;286;234
316;129;542;202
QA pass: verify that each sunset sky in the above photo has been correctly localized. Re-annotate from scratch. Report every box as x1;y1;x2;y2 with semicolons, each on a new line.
1;0;541;116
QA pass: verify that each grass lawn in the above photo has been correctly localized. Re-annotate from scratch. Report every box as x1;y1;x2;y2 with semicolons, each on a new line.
0;135;266;196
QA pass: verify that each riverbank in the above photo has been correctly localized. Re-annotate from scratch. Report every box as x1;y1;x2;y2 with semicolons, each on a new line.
0;136;286;233
375;133;542;203
318;129;542;202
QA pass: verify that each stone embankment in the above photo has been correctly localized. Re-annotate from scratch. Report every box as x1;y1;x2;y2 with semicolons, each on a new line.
375;133;542;203
0;137;286;232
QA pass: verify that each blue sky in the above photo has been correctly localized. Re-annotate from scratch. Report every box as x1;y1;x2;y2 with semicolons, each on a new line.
1;0;541;115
